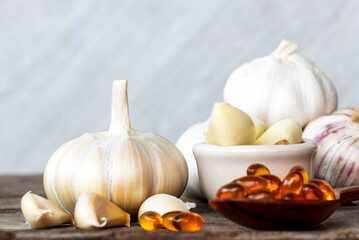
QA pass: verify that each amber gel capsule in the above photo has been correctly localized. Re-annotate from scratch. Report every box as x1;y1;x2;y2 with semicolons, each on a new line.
172;212;204;232
162;211;182;231
280;172;303;195
216;182;246;199
289;166;309;184
282;193;303;200
309;179;335;200
247;163;270;176
234;176;269;193
246;189;272;200
261;174;281;192
302;183;324;200
139;211;163;231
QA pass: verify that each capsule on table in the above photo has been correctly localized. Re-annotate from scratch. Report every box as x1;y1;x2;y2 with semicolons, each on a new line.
260;174;281;192
246;189;272;200
302;183;324;200
216;182;246;199
247;163;270;176
289;166;309;184
270;190;282;199
139;211;163;231
280;172;303;195
282;193;303;200
172;212;204;232
234;176;269;193
162;211;182;231
309;179;336;201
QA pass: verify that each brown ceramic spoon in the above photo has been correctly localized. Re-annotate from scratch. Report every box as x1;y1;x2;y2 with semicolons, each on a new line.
209;186;359;230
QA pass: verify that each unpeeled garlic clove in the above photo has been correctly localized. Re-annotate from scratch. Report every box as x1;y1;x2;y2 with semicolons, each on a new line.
138;194;194;219
74;192;130;229
21;191;73;229
255;119;302;145
252;117;265;139
205;103;256;146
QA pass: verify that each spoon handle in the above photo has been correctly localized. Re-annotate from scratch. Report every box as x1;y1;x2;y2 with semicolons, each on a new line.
335;186;359;205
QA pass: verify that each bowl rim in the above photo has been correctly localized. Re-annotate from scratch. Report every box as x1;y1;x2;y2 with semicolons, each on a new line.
193;138;317;154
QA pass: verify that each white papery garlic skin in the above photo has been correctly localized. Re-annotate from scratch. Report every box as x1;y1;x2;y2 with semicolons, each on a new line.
43;80;188;217
21;192;72;229
224;39;337;129
176;121;208;200
74;192;130;229
303;108;359;187
138;194;194;219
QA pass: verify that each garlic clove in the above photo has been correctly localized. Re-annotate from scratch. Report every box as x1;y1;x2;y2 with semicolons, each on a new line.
74;192;130;229
252;117;265;139
205;103;256;146
255;119;302;145
138;194;194;220
21;191;73;229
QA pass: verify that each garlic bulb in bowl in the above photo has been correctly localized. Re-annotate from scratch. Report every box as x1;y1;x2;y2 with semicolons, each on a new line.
224;39;338;128
176;121;207;200
44;80;188;216
303;108;359;187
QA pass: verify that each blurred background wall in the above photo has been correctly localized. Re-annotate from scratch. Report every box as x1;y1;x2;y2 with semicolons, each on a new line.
0;0;358;174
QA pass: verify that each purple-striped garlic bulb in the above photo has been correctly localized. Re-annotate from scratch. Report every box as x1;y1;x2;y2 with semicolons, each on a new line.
303;108;359;187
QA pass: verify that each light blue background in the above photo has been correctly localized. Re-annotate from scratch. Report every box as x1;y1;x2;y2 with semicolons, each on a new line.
0;0;357;173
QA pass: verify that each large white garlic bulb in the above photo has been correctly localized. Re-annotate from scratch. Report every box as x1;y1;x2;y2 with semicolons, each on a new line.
303;108;359;187
44;80;188;216
176;121;207;200
224;39;338;128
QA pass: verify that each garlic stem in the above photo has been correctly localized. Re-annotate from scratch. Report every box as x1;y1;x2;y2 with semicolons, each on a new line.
271;39;298;58
108;80;131;136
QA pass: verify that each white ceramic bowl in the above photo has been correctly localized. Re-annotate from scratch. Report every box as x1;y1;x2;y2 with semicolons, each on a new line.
193;139;317;200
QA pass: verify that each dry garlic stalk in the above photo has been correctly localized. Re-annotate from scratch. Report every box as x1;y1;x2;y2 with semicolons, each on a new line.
74;192;130;229
21;192;72;229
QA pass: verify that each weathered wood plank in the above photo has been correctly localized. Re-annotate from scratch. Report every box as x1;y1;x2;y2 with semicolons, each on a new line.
1;175;359;239
0;176;44;198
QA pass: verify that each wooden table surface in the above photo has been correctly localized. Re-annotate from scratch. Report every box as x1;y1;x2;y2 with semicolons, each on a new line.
1;176;359;240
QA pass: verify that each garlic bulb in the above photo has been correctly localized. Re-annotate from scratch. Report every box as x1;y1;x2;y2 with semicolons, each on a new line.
44;80;188;217
138;194;194;219
176;121;207;200
74;192;130;229
224;39;338;129
205;103;255;146
21;192;72;228
303;108;359;187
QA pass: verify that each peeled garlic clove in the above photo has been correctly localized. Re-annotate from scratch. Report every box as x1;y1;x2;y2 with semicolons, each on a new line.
255;119;302;145
74;192;130;229
21;191;72;229
138;194;194;219
252;117;265;139
205;103;256;146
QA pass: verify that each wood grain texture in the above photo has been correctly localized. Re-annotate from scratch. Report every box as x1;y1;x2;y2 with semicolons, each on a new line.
1;176;359;239
0;0;359;173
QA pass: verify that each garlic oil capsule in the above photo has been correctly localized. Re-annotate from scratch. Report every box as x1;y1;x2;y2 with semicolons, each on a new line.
21;192;73;229
255;119;302;145
139;211;163;231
